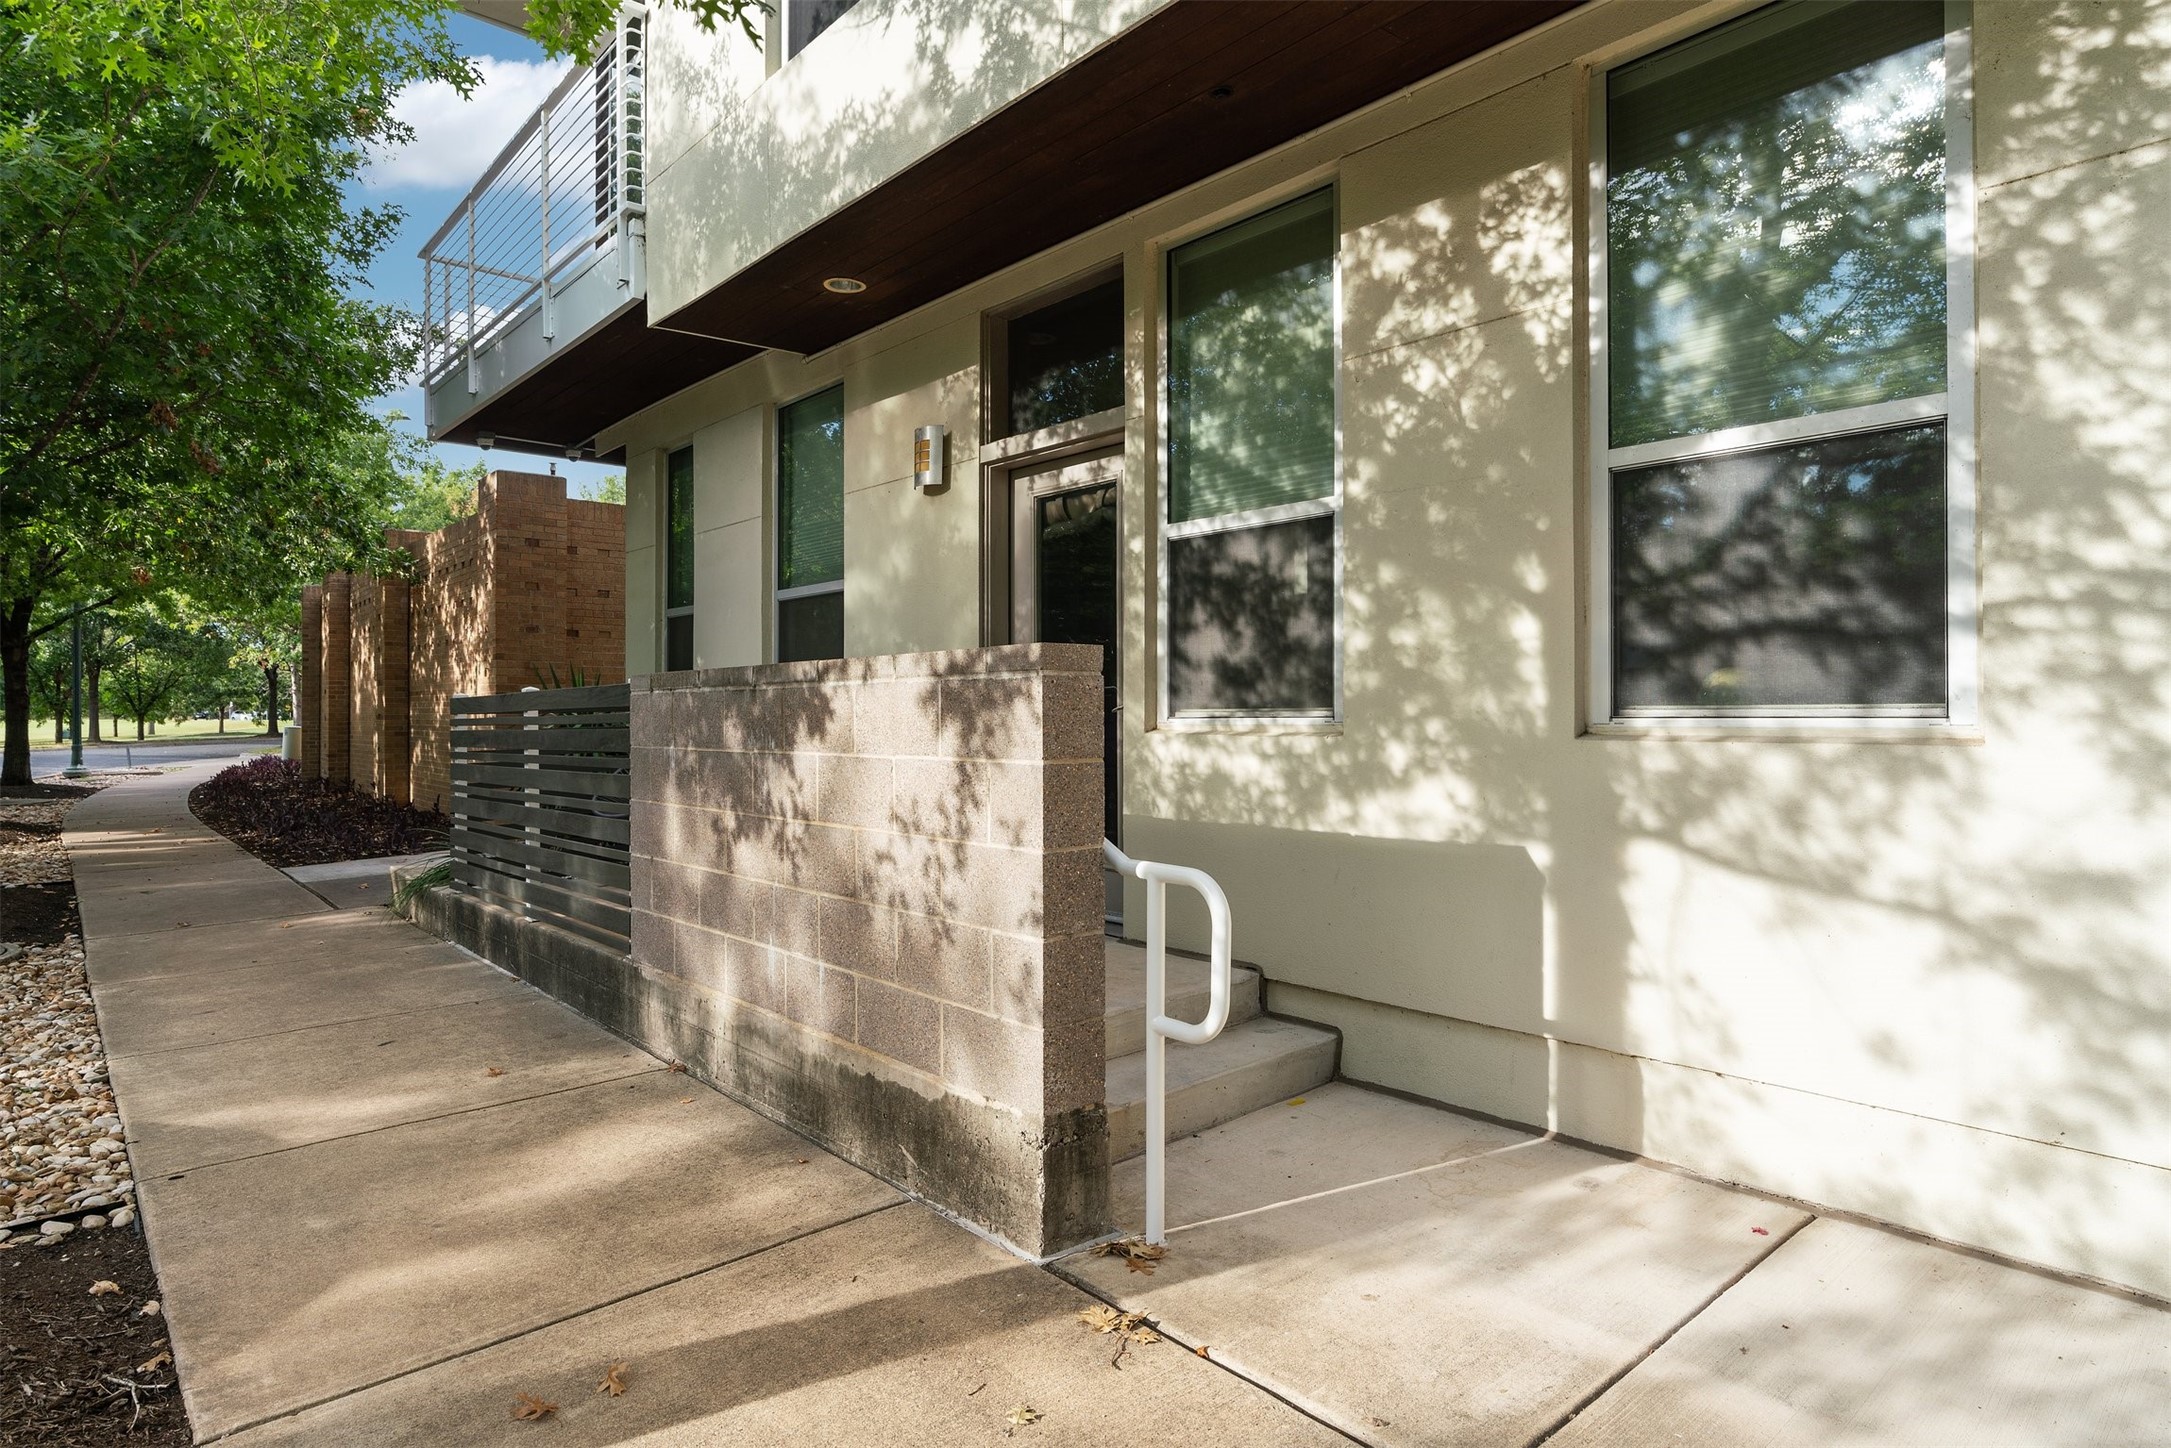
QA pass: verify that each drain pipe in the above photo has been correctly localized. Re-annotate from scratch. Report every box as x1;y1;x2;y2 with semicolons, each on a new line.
1102;838;1234;1245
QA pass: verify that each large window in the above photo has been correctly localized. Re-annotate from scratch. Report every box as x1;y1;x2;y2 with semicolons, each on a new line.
1592;0;1972;724
664;445;694;671
1163;188;1339;719
777;386;844;663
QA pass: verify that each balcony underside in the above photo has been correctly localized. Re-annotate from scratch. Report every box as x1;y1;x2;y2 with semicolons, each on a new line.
450;0;1577;456
659;0;1583;354
429;303;756;460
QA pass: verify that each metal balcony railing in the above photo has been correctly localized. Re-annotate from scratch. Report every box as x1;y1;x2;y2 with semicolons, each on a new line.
419;5;647;396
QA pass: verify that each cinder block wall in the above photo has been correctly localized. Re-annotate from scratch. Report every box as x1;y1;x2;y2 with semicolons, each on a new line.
299;471;625;811
626;645;1110;1256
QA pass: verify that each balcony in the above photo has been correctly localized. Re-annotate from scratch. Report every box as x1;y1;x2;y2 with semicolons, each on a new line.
419;4;750;458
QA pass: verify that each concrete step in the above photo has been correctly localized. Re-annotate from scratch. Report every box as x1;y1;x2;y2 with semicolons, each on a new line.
1103;938;1262;1060
1105;1015;1338;1163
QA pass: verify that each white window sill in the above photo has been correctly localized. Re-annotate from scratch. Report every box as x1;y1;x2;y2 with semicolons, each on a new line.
1156;716;1343;737
1584;719;1984;744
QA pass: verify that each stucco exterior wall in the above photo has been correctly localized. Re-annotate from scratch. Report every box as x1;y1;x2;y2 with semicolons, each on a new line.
644;0;1176;325
614;0;2171;1296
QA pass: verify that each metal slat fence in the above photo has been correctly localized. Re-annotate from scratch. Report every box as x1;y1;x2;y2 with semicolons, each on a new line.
449;683;631;950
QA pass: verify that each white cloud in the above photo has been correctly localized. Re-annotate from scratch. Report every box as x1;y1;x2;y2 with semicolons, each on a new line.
366;56;568;191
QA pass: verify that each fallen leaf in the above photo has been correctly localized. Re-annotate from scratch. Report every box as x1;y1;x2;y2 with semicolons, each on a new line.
1006;1405;1042;1427
792;1157;810;1166
596;1362;629;1396
485;1066;506;1078
512;1392;559;1421
1751;1226;1769;1236
140;1299;162;1318
1077;1304;1125;1333
1195;1345;1211;1358
137;1350;172;1373
668;1061;688;1074
1286;1096;1307;1106
1364;1415;1391;1428
1091;1238;1168;1275
89;1280;120;1296
679;1097;694;1104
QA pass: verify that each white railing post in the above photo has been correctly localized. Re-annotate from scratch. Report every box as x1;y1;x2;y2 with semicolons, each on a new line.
539;100;555;342
1104;838;1233;1246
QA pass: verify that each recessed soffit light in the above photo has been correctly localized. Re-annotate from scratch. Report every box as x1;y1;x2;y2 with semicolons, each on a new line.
823;276;868;294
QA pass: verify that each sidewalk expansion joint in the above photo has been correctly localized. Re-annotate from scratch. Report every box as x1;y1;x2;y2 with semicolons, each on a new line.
1042;1261;1369;1446
200;1198;911;1443
103;992;531;1063
1523;1212;1817;1447
141;1066;669;1178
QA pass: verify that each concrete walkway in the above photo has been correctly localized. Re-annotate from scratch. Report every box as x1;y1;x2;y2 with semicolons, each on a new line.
68;764;2170;1445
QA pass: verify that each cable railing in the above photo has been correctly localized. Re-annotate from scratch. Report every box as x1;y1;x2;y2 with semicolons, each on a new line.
1103;838;1234;1245
419;4;647;393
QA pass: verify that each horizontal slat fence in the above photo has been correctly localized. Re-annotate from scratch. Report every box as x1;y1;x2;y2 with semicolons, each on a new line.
450;682;631;950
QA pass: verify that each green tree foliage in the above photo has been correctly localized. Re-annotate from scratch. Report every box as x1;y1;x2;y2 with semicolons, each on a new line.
0;0;475;784
527;0;767;57
100;608;229;740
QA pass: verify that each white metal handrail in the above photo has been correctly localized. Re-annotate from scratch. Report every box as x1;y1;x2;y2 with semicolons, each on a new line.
1104;838;1233;1245
418;4;647;394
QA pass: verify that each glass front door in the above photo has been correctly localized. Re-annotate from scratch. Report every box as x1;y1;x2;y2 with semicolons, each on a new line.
1011;451;1121;923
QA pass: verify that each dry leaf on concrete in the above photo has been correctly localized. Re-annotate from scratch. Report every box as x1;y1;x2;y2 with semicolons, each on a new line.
512;1393;559;1421
1005;1405;1043;1427
1195;1345;1211;1358
88;1280;120;1295
1091;1238;1168;1275
667;1061;687;1074
485;1066;506;1078
596;1362;629;1396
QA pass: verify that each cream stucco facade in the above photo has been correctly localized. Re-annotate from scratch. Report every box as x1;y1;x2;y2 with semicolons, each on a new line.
604;0;2171;1298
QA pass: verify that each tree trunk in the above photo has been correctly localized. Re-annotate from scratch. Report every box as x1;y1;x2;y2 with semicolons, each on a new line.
217;702;227;734
87;660;102;742
263;664;281;734
1;600;35;787
135;715;145;741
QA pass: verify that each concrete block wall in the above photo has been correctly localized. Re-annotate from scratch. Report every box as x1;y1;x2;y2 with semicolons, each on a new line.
626;644;1109;1256
301;471;626;810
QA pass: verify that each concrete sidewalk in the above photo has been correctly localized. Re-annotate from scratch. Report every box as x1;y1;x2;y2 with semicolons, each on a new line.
69;764;2170;1445
69;763;1341;1445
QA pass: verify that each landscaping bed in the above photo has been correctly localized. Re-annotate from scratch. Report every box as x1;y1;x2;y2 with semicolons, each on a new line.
189;755;448;867
2;773;188;1446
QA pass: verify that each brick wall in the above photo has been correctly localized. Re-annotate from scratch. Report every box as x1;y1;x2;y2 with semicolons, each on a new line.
300;470;625;811
626;645;1108;1256
299;587;323;781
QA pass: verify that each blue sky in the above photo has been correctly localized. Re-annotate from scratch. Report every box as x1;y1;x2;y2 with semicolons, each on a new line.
352;11;624;498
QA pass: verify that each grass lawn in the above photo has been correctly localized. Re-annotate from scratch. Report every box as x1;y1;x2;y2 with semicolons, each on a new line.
28;716;283;746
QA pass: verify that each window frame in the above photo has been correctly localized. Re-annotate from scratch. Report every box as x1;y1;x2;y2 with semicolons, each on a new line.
1155;183;1346;730
772;382;846;663
1584;0;1978;736
663;444;695;672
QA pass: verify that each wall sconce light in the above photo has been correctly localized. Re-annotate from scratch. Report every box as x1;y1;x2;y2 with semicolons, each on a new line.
476;433;495;450
913;424;947;492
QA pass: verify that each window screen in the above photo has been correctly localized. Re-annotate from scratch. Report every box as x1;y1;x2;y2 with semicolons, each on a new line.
1169;189;1336;524
1606;1;1947;448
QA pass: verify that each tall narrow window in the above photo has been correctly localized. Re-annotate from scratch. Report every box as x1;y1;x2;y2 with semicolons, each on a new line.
664;445;694;671
777;386;844;662
1595;0;1969;720
1164;188;1338;718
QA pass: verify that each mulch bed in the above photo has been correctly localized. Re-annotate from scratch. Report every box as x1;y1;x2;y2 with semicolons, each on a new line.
1;1228;186;1446
2;773;188;1447
188;756;448;868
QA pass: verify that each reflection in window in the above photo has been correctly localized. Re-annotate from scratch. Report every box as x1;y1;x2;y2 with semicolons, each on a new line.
1599;0;1960;717
777;387;844;663
784;0;857;58
1165;189;1338;717
664;445;694;671
1614;426;1947;710
1005;278;1123;437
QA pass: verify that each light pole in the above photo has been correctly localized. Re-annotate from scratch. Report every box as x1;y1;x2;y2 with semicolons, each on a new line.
65;613;87;777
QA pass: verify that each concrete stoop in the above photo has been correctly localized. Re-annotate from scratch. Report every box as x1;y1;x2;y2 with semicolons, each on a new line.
1102;940;1337;1163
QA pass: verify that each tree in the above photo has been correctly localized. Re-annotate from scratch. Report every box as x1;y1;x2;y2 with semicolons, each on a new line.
102;611;202;740
0;1;474;785
27;634;71;744
528;0;766;57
